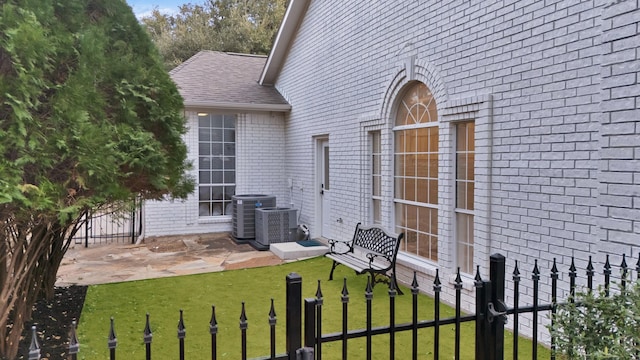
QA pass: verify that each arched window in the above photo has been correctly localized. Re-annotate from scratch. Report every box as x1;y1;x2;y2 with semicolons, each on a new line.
394;82;438;262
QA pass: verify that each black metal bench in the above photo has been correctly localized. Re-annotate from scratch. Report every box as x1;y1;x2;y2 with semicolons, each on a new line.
326;223;404;294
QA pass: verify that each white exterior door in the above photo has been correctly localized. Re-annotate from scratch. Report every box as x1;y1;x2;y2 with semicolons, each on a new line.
318;139;331;238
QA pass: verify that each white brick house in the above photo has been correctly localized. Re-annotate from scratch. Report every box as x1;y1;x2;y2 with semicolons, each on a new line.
145;0;640;337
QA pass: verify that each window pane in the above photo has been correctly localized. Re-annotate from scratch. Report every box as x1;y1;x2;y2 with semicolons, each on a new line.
211;171;223;184
372;199;381;224
224;186;236;200
225;143;236;156
395;154;405;176
199;203;211;216
457;153;468;181
199;157;211;170
456;212;474;274
466;182;475;210
224;171;235;183
211;129;223;141
456;181;467;209
405;154;416;177
212;115;223;128
373;175;381;196
224;129;235;142
395;176;404;199
406;129;417;152
199;171;210;183
428;179;438;205
211;143;223;156
199;143;210;156
225;157;235;170
416;153;428;178
416;178;428;203
198;129;210;142
199;186;211;201
198;116;210;128
223;115;235;128
405;178;416;202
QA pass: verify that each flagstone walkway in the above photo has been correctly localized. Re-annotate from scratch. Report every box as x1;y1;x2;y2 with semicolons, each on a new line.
55;232;286;286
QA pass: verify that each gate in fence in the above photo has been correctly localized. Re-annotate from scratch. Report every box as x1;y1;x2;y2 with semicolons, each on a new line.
73;199;142;247
27;253;639;359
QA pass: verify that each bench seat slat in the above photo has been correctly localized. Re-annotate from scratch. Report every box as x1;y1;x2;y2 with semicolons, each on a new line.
326;253;387;273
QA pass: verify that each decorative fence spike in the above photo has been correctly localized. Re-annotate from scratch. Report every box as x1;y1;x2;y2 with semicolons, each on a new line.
433;269;442;292
178;309;186;360
108;317;117;360
143;313;152;360
569;257;576;299
411;271;419;293
268;298;277;360
513;260;521;360
341;278;349;359
365;276;373;360
411;272;419;360
210;306;217;360
28;325;40;360
315;279;323;303
433;269;441;360
239;302;248;360
388;273;398;297
315;279;324;360
454;267;462;360
604;255;612;296
341;278;349;302
365;276;373;299
621;254;628;289
532;260;540;360
586;256;595;292
68;320;79;358
475;265;483;285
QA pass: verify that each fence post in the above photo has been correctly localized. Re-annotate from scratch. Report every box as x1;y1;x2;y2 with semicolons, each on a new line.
286;273;302;360
488;253;506;360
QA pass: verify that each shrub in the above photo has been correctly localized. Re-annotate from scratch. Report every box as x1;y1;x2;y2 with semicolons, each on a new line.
550;280;640;359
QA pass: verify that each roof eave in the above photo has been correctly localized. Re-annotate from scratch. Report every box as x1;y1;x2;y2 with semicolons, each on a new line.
259;0;310;86
184;101;292;113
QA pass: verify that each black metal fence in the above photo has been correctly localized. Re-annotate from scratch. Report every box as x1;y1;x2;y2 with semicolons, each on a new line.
27;253;640;359
72;199;142;247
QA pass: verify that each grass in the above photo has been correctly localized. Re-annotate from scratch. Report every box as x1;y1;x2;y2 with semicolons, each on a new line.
78;257;550;359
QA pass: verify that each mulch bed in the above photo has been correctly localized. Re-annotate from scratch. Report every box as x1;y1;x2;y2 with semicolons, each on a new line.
15;286;87;360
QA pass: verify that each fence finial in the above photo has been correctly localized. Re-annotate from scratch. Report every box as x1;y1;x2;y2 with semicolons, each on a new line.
143;313;153;344
28;325;40;360
433;269;442;292
341;278;349;303
411;271;419;295
68;320;79;355
177;309;186;339
365;276;373;300
239;302;248;330
108;317;117;350
210;305;218;334
315;279;324;305
269;299;277;326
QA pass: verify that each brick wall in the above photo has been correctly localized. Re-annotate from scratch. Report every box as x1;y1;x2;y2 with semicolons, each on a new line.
272;0;639;339
598;0;640;260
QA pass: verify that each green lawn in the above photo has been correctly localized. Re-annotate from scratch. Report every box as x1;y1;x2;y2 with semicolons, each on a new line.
78;256;550;359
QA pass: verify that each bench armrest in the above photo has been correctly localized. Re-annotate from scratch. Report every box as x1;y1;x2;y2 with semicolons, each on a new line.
328;239;352;254
366;251;389;266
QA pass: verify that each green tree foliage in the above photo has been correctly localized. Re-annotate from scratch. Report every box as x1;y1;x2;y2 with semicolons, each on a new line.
550;280;640;359
141;0;287;69
0;0;193;357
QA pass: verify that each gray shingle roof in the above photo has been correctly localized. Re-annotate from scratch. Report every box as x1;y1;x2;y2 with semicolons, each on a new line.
170;51;290;111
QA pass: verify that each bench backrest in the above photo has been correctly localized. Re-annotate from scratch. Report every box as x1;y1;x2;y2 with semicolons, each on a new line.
352;223;402;260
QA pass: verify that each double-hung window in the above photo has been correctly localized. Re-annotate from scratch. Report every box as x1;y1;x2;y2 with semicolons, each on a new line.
455;121;475;273
198;113;236;217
